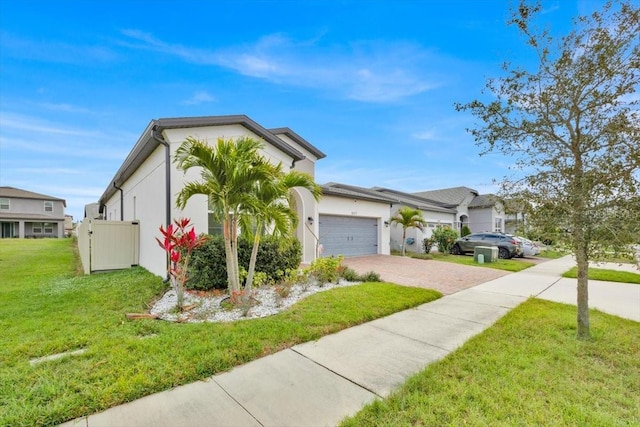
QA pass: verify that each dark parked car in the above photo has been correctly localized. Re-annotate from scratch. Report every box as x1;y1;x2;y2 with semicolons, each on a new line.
450;233;522;259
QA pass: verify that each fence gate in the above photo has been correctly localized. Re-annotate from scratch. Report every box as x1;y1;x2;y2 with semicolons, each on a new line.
77;220;140;274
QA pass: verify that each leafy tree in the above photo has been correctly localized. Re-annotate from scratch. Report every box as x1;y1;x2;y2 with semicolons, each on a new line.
456;1;640;339
174;137;274;294
240;164;321;297
432;225;459;254
390;207;427;256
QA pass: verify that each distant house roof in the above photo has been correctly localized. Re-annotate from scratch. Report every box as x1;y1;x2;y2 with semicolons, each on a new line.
0;186;66;207
412;186;478;206
0;212;65;221
321;183;396;204
99;115;326;205
468;194;499;209
371;187;457;214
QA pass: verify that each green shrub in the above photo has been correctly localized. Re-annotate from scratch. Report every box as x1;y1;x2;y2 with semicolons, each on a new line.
358;271;382;282
307;256;343;285
461;225;472;237
432;225;459;253
187;235;228;290
188;236;302;291
340;267;361;282
422;237;437;253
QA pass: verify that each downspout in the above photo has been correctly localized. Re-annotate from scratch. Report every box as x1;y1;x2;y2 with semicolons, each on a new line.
151;125;171;228
151;125;172;282
113;182;124;221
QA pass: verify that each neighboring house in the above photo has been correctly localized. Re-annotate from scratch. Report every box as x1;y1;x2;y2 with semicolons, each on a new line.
0;187;66;238
64;215;74;237
319;183;395;257
370;187;457;253
413;186;505;234
98;115;326;277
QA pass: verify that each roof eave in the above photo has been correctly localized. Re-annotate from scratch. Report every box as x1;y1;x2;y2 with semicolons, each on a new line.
269;127;327;159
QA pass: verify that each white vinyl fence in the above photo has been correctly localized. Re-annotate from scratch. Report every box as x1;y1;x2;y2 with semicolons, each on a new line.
77;220;140;274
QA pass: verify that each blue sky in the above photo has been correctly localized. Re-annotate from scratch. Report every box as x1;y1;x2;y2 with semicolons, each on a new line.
0;0;604;220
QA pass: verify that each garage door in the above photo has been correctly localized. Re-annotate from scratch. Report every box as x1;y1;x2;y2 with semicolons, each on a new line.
319;215;378;257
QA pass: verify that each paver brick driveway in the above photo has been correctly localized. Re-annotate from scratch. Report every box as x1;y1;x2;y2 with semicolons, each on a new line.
343;255;512;295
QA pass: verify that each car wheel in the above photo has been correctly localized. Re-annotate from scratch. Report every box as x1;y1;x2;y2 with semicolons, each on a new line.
498;247;510;259
451;244;462;255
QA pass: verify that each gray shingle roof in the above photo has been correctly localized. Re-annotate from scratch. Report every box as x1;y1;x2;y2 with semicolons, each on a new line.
371;187;457;213
0;212;65;221
0;186;66;206
412;186;478;205
468;194;499;209
321;183;396;204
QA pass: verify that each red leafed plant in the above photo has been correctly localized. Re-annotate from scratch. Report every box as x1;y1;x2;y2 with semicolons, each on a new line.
156;218;208;310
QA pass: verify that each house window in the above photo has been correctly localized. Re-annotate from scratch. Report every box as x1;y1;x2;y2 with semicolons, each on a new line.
0;198;9;210
207;213;223;235
44;201;53;212
495;218;503;233
44;223;53;234
207;197;223;235
33;223;43;234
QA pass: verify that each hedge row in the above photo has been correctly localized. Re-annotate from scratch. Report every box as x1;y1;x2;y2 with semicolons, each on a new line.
187;235;302;290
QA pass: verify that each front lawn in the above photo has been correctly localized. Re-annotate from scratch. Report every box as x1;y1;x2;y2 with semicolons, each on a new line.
0;239;441;426
421;252;535;272
342;298;640;426
562;266;640;284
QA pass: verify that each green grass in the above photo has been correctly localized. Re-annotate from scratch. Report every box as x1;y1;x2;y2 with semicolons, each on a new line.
0;239;441;426
538;248;570;259
342;298;640;426
562;266;640;284
418;252;535;272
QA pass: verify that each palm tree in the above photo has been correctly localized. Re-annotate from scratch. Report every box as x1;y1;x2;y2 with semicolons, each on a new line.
240;165;321;296
390;206;427;256
173;136;273;294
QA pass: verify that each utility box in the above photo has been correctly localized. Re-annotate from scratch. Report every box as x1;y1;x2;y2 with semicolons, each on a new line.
474;246;498;263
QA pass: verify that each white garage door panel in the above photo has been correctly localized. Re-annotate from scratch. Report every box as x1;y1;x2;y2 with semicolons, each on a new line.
319;215;378;257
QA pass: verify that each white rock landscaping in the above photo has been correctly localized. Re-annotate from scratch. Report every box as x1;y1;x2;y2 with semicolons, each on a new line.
150;280;360;323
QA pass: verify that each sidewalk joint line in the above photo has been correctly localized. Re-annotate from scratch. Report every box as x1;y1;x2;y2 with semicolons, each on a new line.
289;348;383;398
211;379;265;427
367;323;462;354
535;277;564;297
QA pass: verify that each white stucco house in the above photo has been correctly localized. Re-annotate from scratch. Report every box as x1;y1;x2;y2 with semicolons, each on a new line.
97;115;513;278
369;187;458;253
413;186;505;234
98;115;326;277
318;183;395;257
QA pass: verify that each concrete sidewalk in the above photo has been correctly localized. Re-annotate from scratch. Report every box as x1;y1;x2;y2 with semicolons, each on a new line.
61;256;639;427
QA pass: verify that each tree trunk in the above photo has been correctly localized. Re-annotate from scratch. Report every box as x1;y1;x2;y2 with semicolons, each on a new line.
244;223;262;300
402;228;407;256
572;159;591;340
575;240;590;340
230;215;240;293
223;216;239;294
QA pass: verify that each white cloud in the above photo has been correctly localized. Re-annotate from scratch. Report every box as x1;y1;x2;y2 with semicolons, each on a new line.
0;32;117;64
10;167;84;175
119;30;445;103
0;112;102;137
182;91;216;105
412;130;437;141
37;102;93;114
